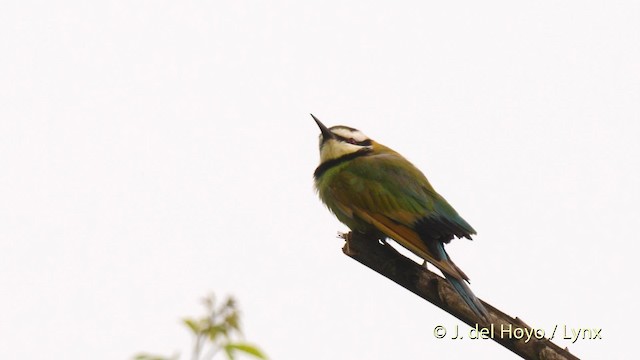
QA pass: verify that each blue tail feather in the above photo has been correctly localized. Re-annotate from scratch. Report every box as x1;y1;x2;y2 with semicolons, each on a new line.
432;242;488;320
444;273;489;321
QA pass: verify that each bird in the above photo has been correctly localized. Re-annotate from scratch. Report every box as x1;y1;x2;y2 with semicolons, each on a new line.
311;114;488;320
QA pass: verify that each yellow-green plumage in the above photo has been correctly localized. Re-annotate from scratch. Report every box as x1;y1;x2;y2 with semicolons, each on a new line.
312;114;488;320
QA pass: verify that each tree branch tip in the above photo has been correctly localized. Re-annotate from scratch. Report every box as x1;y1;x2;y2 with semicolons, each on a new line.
339;231;581;360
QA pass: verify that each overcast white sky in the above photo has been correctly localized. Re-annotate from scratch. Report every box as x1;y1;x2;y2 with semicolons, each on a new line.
1;1;638;359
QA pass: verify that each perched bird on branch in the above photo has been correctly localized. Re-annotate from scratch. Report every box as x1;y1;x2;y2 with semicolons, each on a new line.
311;114;488;320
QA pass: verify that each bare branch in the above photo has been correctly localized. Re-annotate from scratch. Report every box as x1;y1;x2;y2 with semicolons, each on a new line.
341;231;580;360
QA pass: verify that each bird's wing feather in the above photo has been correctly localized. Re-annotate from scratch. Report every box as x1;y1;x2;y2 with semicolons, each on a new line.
352;208;466;280
328;152;474;280
334;152;474;235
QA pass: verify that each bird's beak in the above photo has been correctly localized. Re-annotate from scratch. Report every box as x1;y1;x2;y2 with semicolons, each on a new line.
311;114;335;142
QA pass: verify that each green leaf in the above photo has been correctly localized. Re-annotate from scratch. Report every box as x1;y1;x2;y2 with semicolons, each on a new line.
223;344;236;360
183;318;201;334
224;297;236;310
207;324;228;341
225;311;241;332
132;353;171;360
225;343;268;359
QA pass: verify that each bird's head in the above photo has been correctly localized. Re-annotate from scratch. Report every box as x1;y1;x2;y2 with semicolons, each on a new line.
311;114;375;163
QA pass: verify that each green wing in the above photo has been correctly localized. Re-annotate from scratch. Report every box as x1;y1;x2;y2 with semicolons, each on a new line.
324;152;475;280
331;152;476;241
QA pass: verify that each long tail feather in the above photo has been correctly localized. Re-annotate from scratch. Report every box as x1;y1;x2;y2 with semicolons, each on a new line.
444;273;489;321
431;242;489;321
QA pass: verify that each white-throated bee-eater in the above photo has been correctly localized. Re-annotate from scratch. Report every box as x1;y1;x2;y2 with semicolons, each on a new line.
311;114;488;320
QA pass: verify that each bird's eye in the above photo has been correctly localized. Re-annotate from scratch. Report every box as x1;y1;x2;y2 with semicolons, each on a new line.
347;138;357;144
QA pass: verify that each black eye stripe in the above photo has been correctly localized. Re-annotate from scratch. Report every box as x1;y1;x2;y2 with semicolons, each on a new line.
335;135;371;146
